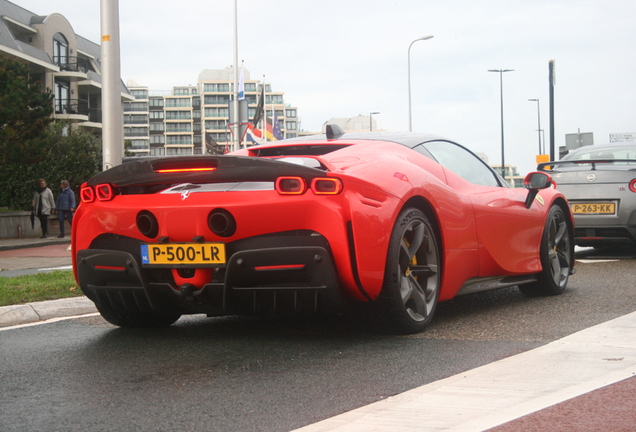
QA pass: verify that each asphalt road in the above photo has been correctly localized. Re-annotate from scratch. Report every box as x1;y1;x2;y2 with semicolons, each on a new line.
1;247;635;432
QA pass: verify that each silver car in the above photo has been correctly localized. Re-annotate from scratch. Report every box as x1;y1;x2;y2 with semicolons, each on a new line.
539;143;636;247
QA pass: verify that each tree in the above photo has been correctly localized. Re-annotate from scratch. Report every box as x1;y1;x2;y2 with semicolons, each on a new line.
0;121;102;210
0;56;54;164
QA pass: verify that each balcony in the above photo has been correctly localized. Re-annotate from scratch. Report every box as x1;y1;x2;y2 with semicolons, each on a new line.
54;99;102;129
55;56;90;72
55;99;88;116
53;56;90;80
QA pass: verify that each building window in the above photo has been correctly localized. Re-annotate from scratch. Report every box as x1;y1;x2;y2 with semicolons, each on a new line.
166;123;192;133
205;120;227;130
150;135;165;144
149;111;164;120
204;94;231;105
150;123;164;132
53;33;69;68
267;95;283;104
166;135;192;145
203;83;230;92
130;89;148;99
165;98;191;108
286;109;296;118
166;147;193;155
124;102;148;112
124;127;148;137
129;139;149;150
149;97;164;107
150;147;165;156
124;114;148;124
54;80;70;113
165;111;191;120
286;121;297;130
204;107;229;118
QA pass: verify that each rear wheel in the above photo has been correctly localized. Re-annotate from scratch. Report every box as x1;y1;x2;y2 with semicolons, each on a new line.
519;204;573;296
96;303;182;328
378;208;441;334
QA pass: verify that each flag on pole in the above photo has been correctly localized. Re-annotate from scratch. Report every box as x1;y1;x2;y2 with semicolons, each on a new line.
245;123;266;145
238;62;245;100
265;110;284;141
252;84;265;127
272;109;283;140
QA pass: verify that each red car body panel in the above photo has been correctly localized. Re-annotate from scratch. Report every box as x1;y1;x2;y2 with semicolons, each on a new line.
72;133;572;321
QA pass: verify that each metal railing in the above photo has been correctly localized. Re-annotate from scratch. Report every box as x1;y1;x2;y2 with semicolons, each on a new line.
53;56;90;73
55;99;89;116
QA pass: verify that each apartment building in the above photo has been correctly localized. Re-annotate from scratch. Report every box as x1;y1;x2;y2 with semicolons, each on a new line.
0;0;132;133
125;67;300;156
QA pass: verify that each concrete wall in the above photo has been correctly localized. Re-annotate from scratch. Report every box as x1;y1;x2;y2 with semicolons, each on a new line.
0;212;62;239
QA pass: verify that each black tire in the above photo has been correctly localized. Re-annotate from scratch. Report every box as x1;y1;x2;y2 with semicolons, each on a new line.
96;302;181;328
378;208;441;334
519;205;573;297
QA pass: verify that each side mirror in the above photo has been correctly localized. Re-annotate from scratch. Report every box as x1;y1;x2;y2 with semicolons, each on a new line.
523;172;553;209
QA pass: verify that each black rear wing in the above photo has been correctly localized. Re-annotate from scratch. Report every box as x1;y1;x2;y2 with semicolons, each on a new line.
87;155;325;188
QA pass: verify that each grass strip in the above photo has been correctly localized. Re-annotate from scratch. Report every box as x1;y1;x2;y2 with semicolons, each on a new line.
0;270;82;307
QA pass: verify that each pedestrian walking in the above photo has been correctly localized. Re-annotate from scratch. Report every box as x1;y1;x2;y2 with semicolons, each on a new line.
31;179;56;238
56;179;76;238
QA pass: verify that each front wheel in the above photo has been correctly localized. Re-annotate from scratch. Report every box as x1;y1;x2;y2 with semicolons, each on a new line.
519;204;574;296
378;208;441;334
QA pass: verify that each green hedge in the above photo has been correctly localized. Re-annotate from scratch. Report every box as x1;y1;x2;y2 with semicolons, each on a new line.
0;122;103;210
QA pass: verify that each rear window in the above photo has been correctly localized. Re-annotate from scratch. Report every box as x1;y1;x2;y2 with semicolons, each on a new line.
253;144;350;157
564;146;636;161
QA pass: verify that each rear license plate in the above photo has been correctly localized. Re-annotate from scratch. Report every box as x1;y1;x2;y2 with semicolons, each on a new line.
571;203;616;215
141;243;226;266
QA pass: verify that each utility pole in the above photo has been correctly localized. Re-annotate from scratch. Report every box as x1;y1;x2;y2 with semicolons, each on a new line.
100;0;123;170
549;60;555;161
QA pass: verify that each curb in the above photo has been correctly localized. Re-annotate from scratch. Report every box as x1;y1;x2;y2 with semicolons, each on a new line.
0;238;70;252
0;296;97;327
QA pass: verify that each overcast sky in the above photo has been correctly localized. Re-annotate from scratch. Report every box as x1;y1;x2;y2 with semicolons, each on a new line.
14;0;636;174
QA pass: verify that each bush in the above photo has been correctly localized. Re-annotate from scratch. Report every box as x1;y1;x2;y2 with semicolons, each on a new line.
0;122;103;210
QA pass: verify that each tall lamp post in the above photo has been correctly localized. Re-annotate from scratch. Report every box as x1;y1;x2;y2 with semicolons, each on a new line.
369;111;379;131
528;98;542;155
488;68;514;178
408;35;433;132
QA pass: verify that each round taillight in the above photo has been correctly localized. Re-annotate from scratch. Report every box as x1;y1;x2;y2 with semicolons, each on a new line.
629;179;636;193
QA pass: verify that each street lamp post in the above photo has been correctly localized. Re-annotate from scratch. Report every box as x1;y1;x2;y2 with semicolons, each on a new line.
528;98;542;155
408;35;433;132
488;68;514;179
369;111;380;131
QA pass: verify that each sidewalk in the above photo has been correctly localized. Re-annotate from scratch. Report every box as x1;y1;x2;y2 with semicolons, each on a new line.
0;236;96;327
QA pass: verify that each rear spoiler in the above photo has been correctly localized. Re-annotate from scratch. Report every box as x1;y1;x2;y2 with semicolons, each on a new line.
538;159;636;172
87;155;325;188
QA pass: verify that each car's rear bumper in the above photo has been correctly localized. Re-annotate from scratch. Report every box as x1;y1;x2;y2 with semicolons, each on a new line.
76;233;345;317
574;225;636;247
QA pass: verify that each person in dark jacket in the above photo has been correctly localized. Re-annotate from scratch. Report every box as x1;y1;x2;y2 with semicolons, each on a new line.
56;180;76;238
32;179;56;238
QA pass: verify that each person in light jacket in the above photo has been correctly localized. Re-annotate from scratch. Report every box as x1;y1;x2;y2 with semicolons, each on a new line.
56;180;76;238
32;179;56;238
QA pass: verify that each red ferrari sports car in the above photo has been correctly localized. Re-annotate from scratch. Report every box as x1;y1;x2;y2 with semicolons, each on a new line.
72;126;575;334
